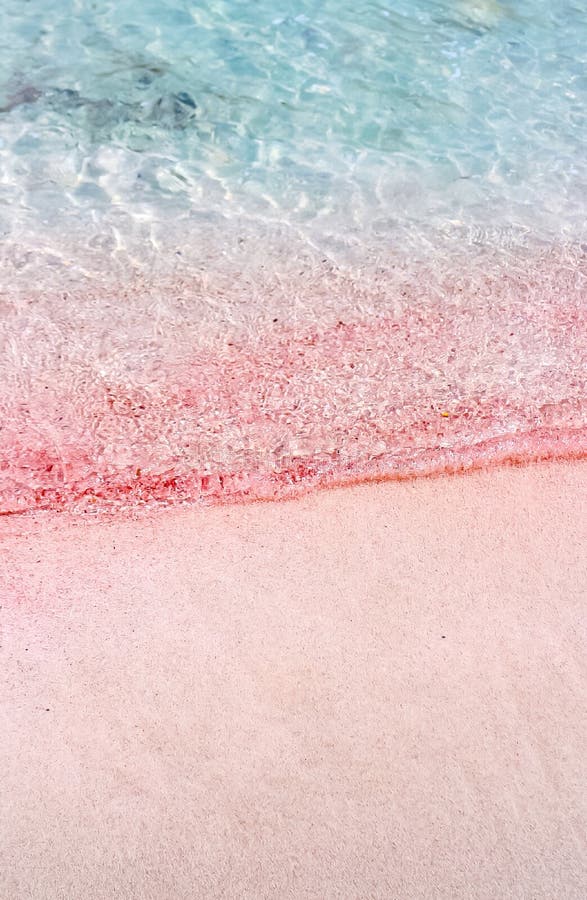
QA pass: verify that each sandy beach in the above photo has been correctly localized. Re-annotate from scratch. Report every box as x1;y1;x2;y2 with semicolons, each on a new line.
1;0;585;896
1;459;585;898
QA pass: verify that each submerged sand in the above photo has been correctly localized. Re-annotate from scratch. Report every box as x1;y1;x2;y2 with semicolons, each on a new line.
1;460;586;898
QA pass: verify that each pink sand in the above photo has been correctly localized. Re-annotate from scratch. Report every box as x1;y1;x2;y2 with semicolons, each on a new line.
1;460;586;898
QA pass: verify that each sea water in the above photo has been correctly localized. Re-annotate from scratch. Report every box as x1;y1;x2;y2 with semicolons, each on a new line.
0;0;585;513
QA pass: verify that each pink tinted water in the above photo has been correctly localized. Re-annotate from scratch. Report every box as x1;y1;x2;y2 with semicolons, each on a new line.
1;245;585;515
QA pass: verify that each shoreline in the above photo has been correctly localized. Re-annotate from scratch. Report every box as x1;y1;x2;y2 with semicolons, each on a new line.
2;246;585;517
1;439;586;524
1;459;586;897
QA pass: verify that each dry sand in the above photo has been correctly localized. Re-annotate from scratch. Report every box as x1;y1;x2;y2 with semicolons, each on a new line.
1;460;586;899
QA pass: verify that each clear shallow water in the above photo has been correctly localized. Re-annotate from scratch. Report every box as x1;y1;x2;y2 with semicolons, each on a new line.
0;0;585;513
1;0;586;268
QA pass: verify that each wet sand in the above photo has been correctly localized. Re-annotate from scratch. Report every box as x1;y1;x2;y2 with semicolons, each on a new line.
1;460;586;899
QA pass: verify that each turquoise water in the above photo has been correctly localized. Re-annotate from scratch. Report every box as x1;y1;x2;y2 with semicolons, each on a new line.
0;0;586;513
1;0;586;279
